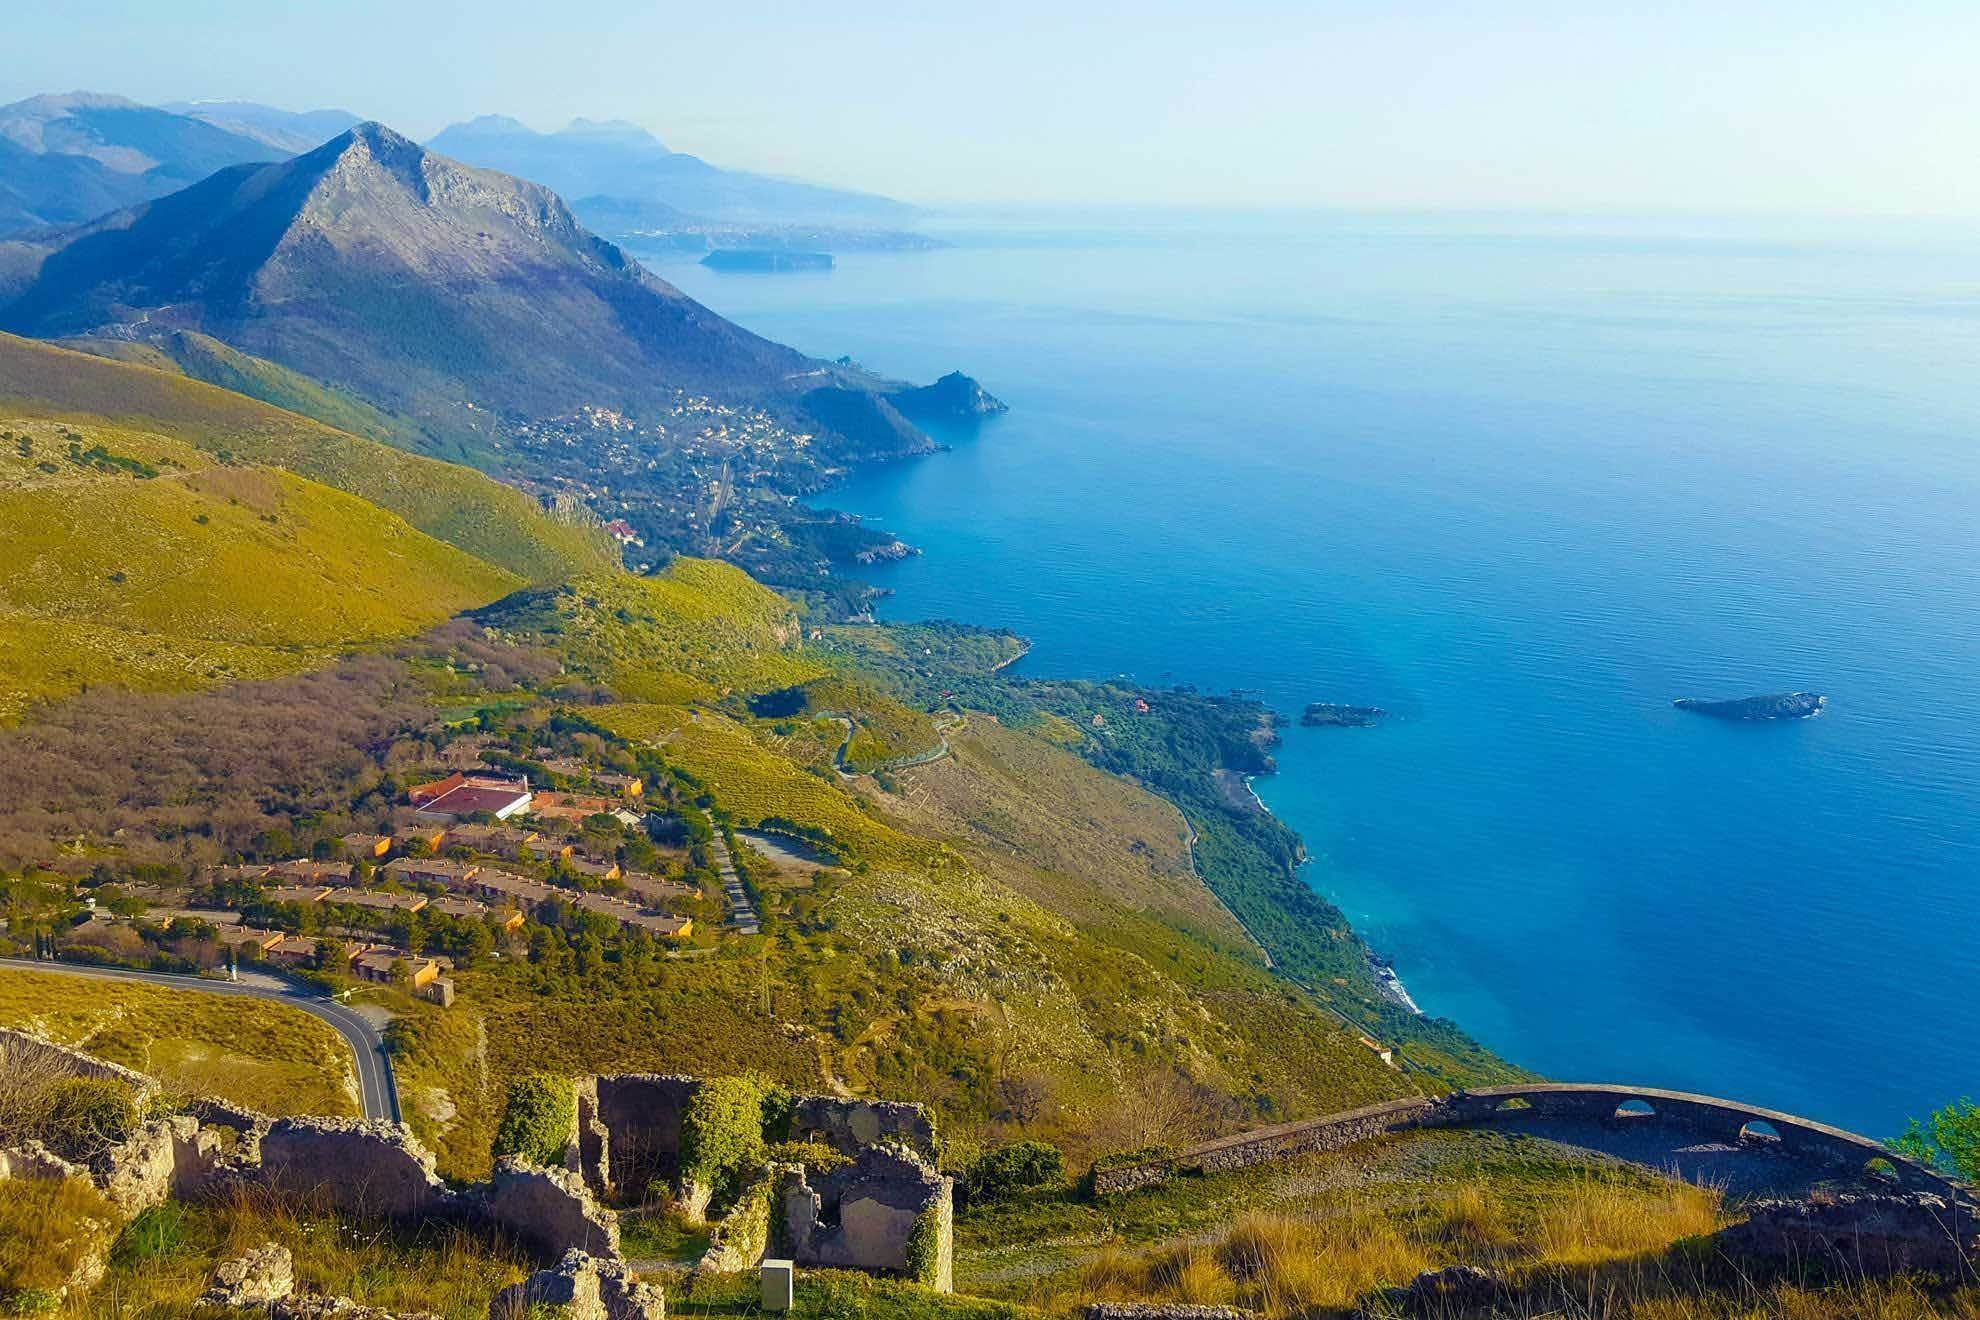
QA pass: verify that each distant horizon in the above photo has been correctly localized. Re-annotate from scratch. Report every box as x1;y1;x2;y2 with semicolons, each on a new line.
20;85;1980;230
11;0;1980;216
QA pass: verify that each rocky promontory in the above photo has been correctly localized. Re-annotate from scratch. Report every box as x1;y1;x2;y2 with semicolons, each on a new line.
1673;691;1826;721
888;371;1009;422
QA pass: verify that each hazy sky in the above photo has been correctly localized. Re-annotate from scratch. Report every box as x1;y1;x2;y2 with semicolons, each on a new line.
10;0;1980;213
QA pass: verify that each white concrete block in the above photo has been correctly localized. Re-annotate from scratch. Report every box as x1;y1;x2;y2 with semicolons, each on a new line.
761;1258;795;1312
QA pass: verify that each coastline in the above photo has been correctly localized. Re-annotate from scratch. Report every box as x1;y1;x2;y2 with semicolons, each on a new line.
827;436;1443;1035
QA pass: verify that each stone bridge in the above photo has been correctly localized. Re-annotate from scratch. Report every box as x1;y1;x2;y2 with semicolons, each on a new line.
1090;1082;1973;1204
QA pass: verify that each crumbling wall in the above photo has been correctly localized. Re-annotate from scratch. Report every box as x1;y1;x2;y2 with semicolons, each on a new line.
0;1026;156;1101
97;1115;222;1213
583;1074;939;1199
591;1073;697;1199
788;1096;936;1159
490;1249;667;1320
779;1143;953;1290
484;1158;619;1263
255;1118;455;1220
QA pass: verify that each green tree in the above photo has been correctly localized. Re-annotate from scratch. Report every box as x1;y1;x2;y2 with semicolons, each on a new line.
1891;1098;1980;1180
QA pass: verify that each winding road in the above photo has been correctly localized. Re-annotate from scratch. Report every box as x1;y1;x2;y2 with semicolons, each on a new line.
0;956;400;1122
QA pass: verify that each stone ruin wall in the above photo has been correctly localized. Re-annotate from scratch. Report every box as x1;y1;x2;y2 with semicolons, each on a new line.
1;1031;953;1289
778;1143;953;1290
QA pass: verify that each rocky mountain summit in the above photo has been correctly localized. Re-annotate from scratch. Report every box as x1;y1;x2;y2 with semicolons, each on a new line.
0;123;815;454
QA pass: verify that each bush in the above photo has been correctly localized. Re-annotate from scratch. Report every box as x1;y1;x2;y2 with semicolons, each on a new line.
765;1140;852;1174
40;1077;137;1162
491;1074;574;1167
966;1140;1065;1204
680;1075;769;1193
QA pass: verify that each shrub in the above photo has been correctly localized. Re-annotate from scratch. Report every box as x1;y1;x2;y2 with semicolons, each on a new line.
905;1205;948;1286
1891;1097;1980;1181
680;1075;769;1194
765;1140;852;1174
966;1140;1066;1204
491;1074;574;1167
40;1076;138;1162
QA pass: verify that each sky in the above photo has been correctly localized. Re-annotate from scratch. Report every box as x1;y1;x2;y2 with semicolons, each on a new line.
9;0;1980;214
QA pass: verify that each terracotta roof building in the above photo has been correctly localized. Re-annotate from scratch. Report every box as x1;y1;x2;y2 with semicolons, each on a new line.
412;774;533;824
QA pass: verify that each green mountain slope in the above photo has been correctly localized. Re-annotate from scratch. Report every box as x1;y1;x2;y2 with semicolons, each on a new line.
59;328;418;449
0;332;613;581
0;415;519;720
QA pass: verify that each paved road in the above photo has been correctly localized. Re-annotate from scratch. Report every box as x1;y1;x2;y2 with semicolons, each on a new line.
0;956;400;1122
708;834;760;936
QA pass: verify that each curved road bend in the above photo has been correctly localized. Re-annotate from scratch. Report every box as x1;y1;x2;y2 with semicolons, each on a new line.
0;956;399;1123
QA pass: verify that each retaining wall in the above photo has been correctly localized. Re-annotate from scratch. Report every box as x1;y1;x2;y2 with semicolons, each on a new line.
1090;1084;1971;1202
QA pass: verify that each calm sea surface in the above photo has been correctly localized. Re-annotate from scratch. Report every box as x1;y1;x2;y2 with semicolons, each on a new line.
644;213;1980;1139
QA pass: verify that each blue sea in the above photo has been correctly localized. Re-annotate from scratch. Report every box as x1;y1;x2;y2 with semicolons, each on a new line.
644;212;1980;1141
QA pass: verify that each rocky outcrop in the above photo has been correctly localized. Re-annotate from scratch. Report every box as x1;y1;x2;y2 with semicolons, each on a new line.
887;371;1009;421
200;1243;297;1309
1673;691;1825;721
1299;702;1385;728
490;1249;667;1320
1716;1192;1978;1279
256;1118;454;1220
484;1158;619;1263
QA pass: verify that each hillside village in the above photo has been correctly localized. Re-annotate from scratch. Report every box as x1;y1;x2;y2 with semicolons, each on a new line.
14;735;724;1011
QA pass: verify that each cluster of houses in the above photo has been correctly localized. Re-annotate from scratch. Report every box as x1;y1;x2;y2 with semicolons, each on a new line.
58;761;704;1006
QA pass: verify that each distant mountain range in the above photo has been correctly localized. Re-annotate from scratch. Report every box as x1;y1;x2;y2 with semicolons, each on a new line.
2;92;928;252
426;114;914;228
160;100;364;153
0;92;287;234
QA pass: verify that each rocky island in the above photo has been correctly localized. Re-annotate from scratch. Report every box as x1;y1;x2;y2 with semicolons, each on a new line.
699;248;834;272
1301;701;1387;728
1673;691;1826;721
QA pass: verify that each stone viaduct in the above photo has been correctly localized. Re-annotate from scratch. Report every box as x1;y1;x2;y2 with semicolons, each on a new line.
1090;1082;1974;1203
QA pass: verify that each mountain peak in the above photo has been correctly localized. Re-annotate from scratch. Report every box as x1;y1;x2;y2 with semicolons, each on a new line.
449;113;537;137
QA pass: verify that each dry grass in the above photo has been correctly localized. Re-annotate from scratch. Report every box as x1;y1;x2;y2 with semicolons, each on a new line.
65;1185;528;1319
1433;1183;1518;1255
1067;1209;1430;1317
0;1177;119;1298
1534;1175;1724;1266
1045;1175;1733;1318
